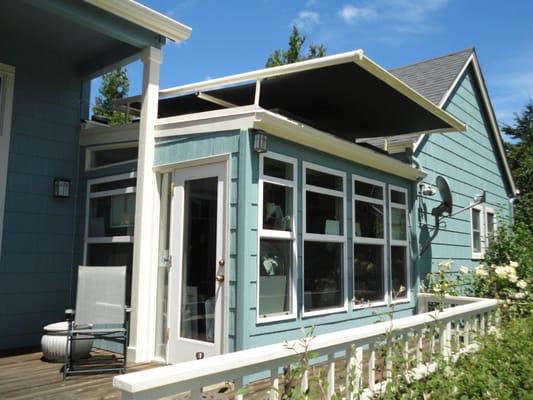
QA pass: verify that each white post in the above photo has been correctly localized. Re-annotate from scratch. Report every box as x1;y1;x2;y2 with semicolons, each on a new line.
128;46;163;363
327;353;335;398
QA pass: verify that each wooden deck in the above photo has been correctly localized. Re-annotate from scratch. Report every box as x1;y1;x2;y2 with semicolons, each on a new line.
0;350;156;400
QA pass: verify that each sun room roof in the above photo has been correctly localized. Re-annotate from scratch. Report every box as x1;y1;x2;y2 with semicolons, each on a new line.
121;50;466;141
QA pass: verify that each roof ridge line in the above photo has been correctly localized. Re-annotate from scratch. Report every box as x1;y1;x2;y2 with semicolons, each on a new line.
389;48;474;72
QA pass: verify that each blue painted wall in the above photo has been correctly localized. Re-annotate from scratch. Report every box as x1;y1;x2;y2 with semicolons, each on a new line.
416;66;512;278
154;130;419;352
0;37;84;351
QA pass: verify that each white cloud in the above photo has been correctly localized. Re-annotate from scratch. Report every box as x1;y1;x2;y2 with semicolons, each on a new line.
338;4;377;24
386;0;448;23
292;11;321;31
306;0;318;7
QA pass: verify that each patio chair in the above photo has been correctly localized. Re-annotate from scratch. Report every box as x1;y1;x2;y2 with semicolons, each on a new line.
63;265;130;379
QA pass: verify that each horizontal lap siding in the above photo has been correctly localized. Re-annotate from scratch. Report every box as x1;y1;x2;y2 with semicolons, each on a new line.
0;39;83;350
416;67;511;277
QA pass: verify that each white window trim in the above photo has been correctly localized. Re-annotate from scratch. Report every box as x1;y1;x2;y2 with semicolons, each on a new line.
389;185;410;305
470;204;484;260
85;142;139;171
256;152;298;323
352;174;388;309
0;63;15;261
302;161;347;318
84;172;137;263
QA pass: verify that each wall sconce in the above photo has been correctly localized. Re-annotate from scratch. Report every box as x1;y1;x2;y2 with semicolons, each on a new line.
53;178;70;198
253;132;268;153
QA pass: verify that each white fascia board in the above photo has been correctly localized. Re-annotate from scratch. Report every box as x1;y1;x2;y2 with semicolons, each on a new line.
79;123;140;146
85;0;192;43
355;55;467;134
253;110;426;181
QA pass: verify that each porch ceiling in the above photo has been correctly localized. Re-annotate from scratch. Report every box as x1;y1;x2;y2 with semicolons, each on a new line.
144;53;466;141
0;0;162;78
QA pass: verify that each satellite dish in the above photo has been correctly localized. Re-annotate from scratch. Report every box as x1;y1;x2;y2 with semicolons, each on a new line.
431;176;453;217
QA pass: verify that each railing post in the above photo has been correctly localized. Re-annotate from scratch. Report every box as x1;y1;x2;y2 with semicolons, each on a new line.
464;319;470;347
415;330;423;367
386;345;393;381
270;368;279;400
327;353;335;399
368;343;376;391
445;322;452;360
480;313;486;336
346;345;362;400
301;368;309;394
403;334;410;369
191;388;202;400
234;377;244;400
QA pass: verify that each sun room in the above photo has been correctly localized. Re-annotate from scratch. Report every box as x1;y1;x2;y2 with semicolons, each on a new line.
79;50;466;364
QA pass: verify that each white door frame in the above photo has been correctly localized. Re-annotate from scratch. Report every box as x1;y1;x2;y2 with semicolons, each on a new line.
168;159;228;363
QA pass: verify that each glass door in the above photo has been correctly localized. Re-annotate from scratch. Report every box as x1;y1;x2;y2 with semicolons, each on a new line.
168;161;226;363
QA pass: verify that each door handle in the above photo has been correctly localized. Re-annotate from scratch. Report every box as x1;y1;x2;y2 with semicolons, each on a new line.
216;274;225;283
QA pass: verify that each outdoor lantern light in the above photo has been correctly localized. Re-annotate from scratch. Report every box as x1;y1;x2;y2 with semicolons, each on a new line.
53;178;70;198
253;132;268;153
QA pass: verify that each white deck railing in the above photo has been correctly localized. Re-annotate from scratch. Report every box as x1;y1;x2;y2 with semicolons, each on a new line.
114;294;499;400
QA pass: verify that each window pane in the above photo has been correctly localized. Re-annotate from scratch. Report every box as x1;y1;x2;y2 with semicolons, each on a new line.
89;193;135;237
472;209;480;230
91;146;138;168
353;244;384;303
354;201;383;238
306;192;343;235
304;242;343;312
354;180;383;199
86;243;133;303
264;157;293;180
391;246;408;299
487;213;495;234
259;239;292;316
90;178;136;193
391;207;407;241
263;182;293;231
473;232;481;252
391;190;406;204
306;168;343;191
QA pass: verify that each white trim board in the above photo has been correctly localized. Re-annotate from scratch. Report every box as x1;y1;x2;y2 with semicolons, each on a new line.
85;0;191;43
0;63;15;261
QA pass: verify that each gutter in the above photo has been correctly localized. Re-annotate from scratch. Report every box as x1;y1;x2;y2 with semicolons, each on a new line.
85;0;192;43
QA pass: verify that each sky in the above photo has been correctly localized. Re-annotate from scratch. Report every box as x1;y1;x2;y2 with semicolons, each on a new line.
91;0;533;129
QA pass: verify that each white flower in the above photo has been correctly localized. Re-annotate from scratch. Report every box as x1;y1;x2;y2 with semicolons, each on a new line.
475;265;488;277
438;260;453;272
504;265;517;276
495;266;507;278
433;284;441;293
514;292;526;300
459;266;469;274
508;274;518;283
517;280;528;289
509;261;519;268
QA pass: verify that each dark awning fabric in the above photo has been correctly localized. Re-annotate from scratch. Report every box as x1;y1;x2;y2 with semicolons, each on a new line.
136;60;461;140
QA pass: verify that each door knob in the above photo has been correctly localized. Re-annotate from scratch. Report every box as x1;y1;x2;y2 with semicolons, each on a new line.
216;274;225;283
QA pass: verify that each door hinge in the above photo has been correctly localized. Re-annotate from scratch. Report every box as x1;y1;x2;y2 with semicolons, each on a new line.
165;327;170;342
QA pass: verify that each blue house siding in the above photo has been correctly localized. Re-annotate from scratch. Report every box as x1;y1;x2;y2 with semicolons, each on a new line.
416;67;511;277
0;39;84;351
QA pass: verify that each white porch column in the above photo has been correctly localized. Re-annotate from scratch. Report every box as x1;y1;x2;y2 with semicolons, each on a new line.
128;46;162;363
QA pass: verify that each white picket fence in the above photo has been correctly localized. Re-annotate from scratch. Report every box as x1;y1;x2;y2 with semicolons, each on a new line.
113;293;499;400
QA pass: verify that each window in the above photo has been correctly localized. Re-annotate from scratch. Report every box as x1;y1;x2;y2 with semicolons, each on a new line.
353;176;386;305
85;173;136;302
389;186;409;301
471;205;497;258
485;208;496;246
85;143;138;170
303;163;346;315
257;153;297;321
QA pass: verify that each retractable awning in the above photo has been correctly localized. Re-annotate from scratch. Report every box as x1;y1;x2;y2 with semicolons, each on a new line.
123;50;466;140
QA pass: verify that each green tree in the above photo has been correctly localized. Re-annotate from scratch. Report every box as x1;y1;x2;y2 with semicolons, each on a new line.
92;67;130;125
501;101;533;233
266;26;326;67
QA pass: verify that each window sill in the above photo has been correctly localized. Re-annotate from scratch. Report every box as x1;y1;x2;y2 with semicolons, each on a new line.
302;306;347;319
256;313;296;325
352;300;387;310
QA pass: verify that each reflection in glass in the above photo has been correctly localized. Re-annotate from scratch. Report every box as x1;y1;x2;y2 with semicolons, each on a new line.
391;246;408;299
354;180;383;199
391;190;406;204
264;157;293;180
91;146;138;168
89;193;135;237
259;239;291;316
306;192;343;235
354;201;383;238
180;177;217;343
90;178;136;193
353;244;384;303
306;168;343;191
391;207;407;241
304;242;343;312
263;183;292;231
